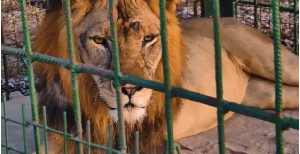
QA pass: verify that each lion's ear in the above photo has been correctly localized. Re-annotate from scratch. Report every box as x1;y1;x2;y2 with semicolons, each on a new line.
146;0;180;16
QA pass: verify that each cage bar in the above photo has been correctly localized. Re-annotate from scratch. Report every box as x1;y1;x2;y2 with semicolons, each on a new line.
61;0;83;153
22;104;27;154
86;121;91;154
158;0;175;153
2;93;9;154
1;0;300;153
19;0;42;153
253;0;258;28
107;124;113;154
42;106;49;154
108;0;127;152
212;0;226;153
272;0;284;153
134;132;139;154
2;44;299;130
63;112;68;154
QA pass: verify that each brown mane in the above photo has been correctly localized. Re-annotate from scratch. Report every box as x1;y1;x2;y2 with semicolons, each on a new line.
33;0;185;153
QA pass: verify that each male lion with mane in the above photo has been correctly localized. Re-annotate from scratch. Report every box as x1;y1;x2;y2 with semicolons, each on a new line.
33;0;299;153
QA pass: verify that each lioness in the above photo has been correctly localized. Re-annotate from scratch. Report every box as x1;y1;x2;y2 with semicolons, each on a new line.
32;0;299;153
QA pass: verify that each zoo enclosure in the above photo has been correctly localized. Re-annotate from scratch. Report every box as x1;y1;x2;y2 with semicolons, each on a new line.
2;0;299;99
1;0;300;154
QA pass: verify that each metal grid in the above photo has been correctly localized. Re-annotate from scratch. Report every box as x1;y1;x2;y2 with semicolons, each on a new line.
234;0;299;54
1;0;299;154
1;0;45;100
1;0;298;99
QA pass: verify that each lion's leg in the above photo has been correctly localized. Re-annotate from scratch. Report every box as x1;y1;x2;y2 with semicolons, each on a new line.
242;76;299;110
219;18;299;86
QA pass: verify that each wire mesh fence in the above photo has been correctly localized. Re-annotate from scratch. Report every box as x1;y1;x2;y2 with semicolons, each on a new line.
1;0;299;154
1;0;298;100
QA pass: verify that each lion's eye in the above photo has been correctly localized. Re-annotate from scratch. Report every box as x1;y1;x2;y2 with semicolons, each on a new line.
143;35;155;42
92;36;105;44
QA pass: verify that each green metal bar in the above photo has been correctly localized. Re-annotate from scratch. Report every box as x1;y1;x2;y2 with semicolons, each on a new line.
109;0;127;152
294;0;299;55
63;112;68;154
2;46;299;130
232;0;237;18
212;0;225;153
62;0;83;153
2;93;9;154
86;121;91;154
107;125;113;154
203;0;213;17
1;145;24;154
163;140;168;154
176;146;181;154
158;0;174;153
237;1;299;13
134;132;139;154
42;106;48;154
272;0;284;153
19;0;41;153
22;104;27;154
1;21;10;100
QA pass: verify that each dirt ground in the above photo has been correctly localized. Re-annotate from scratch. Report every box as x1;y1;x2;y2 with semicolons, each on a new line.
1;92;299;154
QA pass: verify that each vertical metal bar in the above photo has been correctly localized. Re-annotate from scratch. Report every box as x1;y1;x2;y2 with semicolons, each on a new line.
19;0;41;153
22;104;27;154
254;0;258;28
134;132;139;154
2;54;10;100
175;146;181;154
1;21;10;101
2;93;9;154
158;0;174;153
293;0;298;55
233;0;238;18
107;124;112;154
232;1;236;18
63;112;68;154
42;106;48;154
272;0;284;153
163;140;168;154
86;121;91;154
62;0;83;153
108;0;126;152
203;0;213;17
212;0;225;153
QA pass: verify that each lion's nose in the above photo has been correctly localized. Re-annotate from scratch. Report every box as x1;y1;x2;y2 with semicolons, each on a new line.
121;85;143;96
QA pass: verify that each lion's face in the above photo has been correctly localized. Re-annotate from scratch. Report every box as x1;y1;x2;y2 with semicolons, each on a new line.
75;0;162;124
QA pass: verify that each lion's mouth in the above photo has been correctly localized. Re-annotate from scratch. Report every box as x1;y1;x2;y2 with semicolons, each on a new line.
108;102;146;110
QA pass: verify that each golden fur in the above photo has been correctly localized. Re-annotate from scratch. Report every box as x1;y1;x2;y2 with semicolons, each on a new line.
33;0;185;153
32;0;299;154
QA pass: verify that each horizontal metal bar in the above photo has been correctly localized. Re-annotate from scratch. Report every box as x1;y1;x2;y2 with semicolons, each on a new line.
1;45;298;130
1;117;128;153
1;145;24;154
237;0;299;13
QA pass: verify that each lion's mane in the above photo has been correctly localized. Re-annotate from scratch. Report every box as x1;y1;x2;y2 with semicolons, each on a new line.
33;0;185;153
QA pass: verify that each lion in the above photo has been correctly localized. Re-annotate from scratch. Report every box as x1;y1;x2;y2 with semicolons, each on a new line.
32;0;299;153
